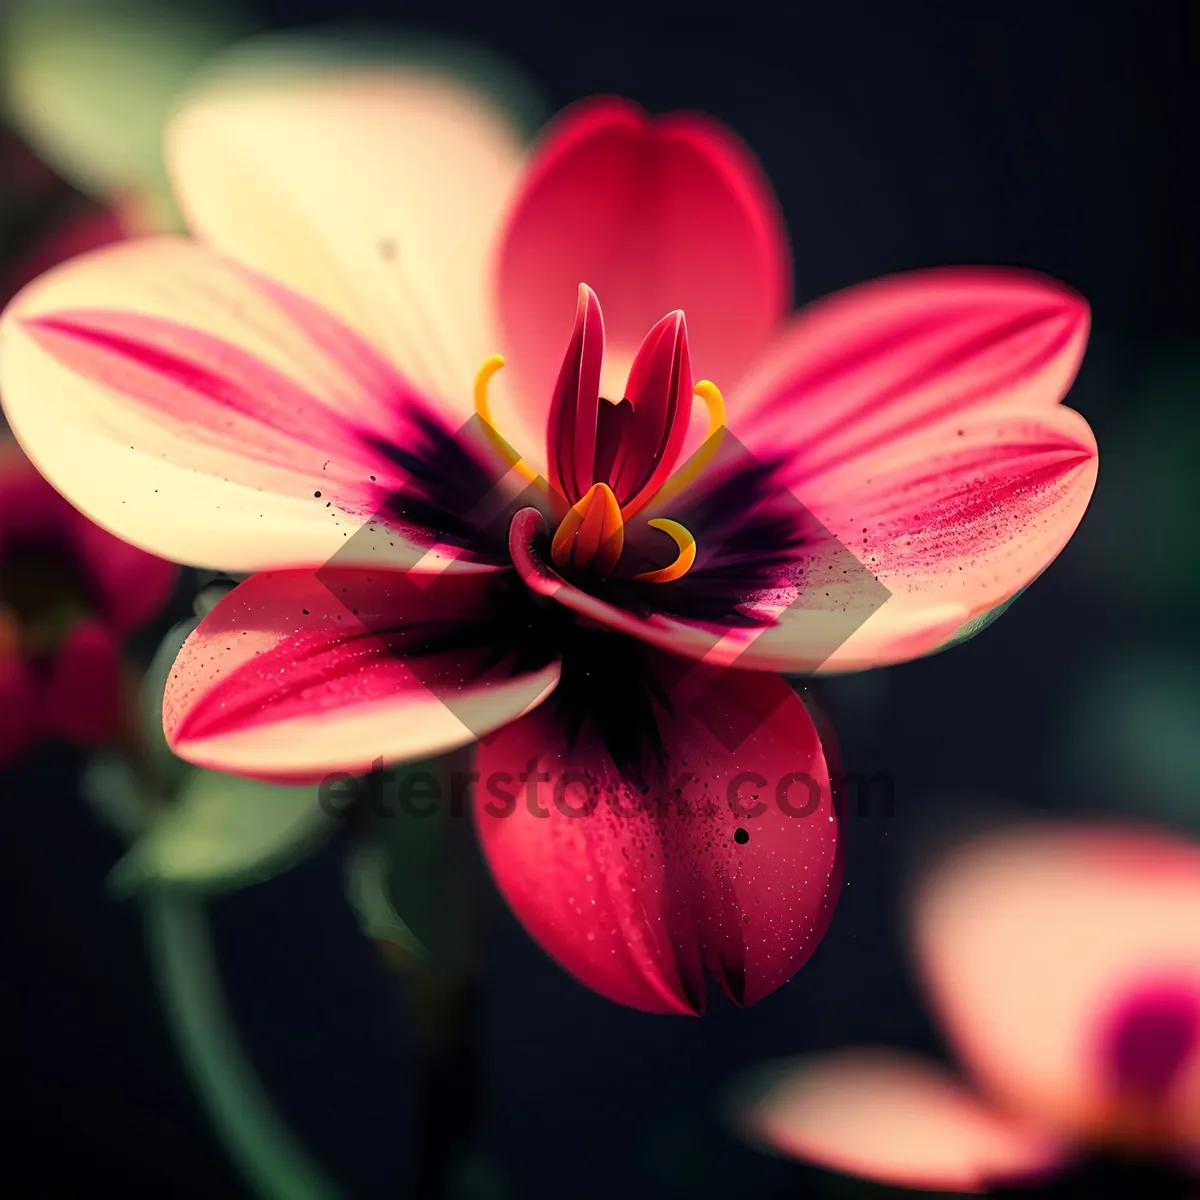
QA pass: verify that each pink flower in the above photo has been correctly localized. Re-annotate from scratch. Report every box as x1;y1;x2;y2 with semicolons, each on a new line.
740;823;1200;1191
0;76;1096;1011
6;203;128;299
0;439;178;762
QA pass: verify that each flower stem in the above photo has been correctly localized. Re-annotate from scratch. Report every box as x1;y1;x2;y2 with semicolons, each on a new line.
410;970;484;1200
143;892;344;1200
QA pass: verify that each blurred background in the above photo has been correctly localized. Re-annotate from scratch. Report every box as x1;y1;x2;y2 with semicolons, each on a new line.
0;1;1194;1197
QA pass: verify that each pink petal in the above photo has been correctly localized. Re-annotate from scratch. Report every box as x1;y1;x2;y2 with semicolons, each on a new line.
0;438;177;634
913;823;1200;1153
606;308;693;516
496;97;790;446
0;438;78;544
473;647;839;1013
5;203;126;300
44;619;122;745
724;269;1096;669
739;1049;1069;1193
1;238;489;573
0;653;41;763
734;268;1090;462
69;515;179;635
164;567;560;782
509;472;894;675
167;73;528;409
799;403;1098;670
546;283;605;505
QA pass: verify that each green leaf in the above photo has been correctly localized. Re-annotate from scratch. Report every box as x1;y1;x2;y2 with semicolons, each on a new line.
81;751;159;842
344;754;475;968
0;0;252;213
111;769;337;895
193;579;240;618
344;841;431;963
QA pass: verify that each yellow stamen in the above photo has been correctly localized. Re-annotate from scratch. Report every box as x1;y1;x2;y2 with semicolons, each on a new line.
645;380;727;508
474;354;506;425
633;518;696;583
551;483;625;579
694;379;726;438
473;355;539;484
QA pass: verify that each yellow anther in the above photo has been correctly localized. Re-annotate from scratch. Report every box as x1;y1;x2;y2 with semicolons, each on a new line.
551;483;625;579
694;379;726;439
648;381;728;508
474;354;507;425
473;356;539;485
633;518;697;584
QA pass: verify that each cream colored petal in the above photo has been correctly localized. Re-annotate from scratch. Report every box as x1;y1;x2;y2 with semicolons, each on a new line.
166;70;528;410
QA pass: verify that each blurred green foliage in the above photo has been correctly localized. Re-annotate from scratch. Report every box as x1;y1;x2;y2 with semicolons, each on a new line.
185;22;550;140
0;0;254;225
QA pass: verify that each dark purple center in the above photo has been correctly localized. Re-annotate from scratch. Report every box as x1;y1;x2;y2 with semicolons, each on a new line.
1102;981;1200;1100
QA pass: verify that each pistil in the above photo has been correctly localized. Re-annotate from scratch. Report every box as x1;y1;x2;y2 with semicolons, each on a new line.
550;482;625;579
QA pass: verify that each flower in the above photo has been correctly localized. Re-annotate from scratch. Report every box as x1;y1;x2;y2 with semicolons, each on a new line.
0;438;178;762
738;823;1200;1192
0;74;1096;1011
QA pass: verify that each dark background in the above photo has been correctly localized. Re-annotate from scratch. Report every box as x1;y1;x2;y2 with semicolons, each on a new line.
3;1;1194;1196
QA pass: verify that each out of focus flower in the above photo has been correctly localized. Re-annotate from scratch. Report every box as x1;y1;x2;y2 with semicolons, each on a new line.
738;823;1200;1192
0;74;1096;1012
0;438;177;761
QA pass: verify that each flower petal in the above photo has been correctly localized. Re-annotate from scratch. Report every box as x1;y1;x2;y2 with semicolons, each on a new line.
44;618;122;745
802;402;1097;670
5;201;126;300
167;71;528;408
509;444;895;676
496;97;790;442
0;653;41;763
734;268;1090;463
914;823;1200;1153
725;269;1096;669
164;567;560;782
473;646;839;1014
69;512;179;635
739;1049;1069;1193
546;282;605;506
0;436;77;543
0;238;483;572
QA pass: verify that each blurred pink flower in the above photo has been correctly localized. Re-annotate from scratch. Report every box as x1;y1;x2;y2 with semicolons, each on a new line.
0;439;178;761
0;76;1095;1010
7;203;127;298
1;133;177;764
740;823;1200;1191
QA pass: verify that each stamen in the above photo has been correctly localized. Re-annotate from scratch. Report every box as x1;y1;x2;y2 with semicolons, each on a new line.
694;379;726;439
643;380;727;509
633;519;697;584
473;356;539;484
474;354;506;424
